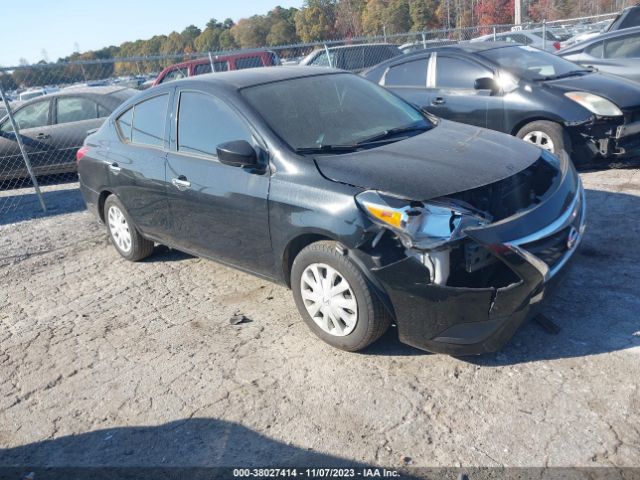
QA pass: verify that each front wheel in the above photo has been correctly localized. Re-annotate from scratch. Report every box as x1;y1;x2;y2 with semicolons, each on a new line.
516;120;572;162
104;195;154;262
291;241;390;351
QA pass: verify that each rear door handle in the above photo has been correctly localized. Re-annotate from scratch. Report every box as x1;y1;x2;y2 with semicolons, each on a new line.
109;162;121;173
431;97;446;105
172;176;191;191
36;133;50;140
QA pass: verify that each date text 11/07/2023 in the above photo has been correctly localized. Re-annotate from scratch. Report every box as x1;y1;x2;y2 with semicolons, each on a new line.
233;468;402;477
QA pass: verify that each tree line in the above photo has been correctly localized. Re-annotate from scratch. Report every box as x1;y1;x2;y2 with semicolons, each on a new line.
1;0;633;89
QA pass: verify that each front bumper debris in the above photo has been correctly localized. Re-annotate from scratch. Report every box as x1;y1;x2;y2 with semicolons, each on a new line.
370;160;586;355
569;114;640;158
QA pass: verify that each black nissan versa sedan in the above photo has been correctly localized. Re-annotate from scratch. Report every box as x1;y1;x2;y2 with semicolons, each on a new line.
362;42;640;163
78;67;586;355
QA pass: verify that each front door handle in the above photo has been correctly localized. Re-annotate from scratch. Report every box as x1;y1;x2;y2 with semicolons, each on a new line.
36;133;50;140
172;176;191;191
431;97;446;105
109;162;121;173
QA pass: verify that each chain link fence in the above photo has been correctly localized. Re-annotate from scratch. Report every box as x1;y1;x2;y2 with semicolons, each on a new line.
0;11;621;222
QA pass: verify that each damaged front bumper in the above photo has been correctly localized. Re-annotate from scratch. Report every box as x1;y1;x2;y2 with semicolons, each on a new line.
369;161;586;355
568;112;640;158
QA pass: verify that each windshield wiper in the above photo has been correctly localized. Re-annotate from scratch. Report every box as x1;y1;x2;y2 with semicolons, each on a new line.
537;69;594;81
294;145;360;155
354;123;432;146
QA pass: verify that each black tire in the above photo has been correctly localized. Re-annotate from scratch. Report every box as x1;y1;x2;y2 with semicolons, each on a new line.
290;241;391;351
516;120;573;163
103;195;154;262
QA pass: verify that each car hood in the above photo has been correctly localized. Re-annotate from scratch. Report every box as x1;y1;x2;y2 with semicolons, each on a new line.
544;72;640;109
314;120;541;201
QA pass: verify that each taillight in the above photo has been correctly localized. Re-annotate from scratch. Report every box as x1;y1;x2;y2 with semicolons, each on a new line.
553;41;561;50
76;145;89;163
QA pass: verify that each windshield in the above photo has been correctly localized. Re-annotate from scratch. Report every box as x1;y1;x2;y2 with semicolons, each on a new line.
240;73;432;152
479;45;588;81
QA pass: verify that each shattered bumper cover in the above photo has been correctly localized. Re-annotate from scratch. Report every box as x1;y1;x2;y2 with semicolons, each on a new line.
371;162;586;355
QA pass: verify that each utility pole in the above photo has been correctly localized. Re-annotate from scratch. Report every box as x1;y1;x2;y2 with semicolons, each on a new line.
515;0;522;25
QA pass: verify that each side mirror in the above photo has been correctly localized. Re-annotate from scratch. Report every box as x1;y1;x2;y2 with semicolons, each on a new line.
216;140;258;168
474;77;499;92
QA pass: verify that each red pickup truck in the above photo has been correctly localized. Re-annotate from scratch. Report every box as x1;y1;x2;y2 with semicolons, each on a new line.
153;50;280;86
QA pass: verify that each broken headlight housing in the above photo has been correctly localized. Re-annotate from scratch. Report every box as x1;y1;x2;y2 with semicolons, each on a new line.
355;190;491;251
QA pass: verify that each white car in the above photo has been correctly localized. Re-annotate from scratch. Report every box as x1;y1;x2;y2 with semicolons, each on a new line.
18;87;59;101
471;29;561;52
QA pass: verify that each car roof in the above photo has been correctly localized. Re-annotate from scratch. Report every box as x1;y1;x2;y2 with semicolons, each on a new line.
175;66;344;90
56;86;133;96
559;25;640;52
422;41;518;53
317;43;397;52
161;50;275;69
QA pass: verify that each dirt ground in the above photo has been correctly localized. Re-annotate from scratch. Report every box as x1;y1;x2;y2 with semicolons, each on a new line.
0;168;639;470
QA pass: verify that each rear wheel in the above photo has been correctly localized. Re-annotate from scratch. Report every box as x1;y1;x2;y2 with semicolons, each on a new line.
516;120;572;162
291;241;390;351
104;195;154;262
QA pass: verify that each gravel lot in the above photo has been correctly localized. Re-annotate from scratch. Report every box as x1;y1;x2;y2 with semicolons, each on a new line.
0;168;639;470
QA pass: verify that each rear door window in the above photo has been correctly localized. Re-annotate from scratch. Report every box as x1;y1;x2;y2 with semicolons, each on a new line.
56;97;99;124
177;91;252;157
131;94;169;147
604;33;640;58
235;56;263;70
385;58;428;87
435;56;493;89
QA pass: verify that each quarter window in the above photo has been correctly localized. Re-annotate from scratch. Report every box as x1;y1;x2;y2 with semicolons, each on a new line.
585;41;604;58
436;57;492;89
310;51;337;67
159;67;188;84
177;91;252;157
57;97;99;124
385;58;428;87
1;100;50;132
116;107;133;142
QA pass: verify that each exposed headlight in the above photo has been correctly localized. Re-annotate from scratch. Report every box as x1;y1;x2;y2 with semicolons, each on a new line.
355;190;490;250
565;92;622;116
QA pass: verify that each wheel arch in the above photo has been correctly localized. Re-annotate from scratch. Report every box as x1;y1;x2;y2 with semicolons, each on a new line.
97;189;114;223
510;116;565;137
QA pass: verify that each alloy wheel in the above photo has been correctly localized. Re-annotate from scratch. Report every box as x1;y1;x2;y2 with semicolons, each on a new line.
300;263;358;336
522;131;555;152
107;205;132;253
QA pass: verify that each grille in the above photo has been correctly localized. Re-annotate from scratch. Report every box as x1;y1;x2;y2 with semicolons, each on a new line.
521;226;571;268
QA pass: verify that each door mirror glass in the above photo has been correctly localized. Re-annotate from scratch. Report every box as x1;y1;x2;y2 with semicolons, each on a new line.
216;140;257;167
474;77;498;92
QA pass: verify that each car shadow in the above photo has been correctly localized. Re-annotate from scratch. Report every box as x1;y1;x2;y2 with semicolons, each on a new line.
0;185;85;225
0;418;422;479
143;245;194;263
366;188;640;365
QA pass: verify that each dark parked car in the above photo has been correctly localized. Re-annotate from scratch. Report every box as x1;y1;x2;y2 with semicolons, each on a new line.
78;67;585;355
362;43;640;163
152;50;280;86
0;87;136;181
606;4;640;31
299;43;401;72
557;26;640;83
